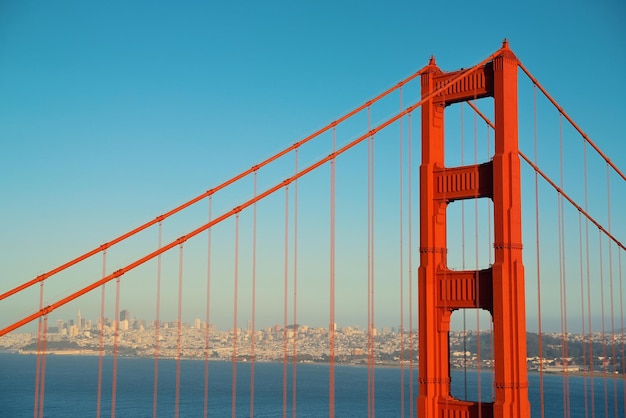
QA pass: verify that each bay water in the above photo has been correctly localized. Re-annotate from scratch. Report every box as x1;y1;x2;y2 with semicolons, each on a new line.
0;353;623;417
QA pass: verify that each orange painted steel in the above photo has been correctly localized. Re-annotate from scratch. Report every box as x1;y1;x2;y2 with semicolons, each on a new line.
417;41;531;417
0;50;499;338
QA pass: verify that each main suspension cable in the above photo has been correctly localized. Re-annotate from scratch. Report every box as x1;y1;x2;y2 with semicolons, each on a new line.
0;67;429;304
517;61;625;182
2;51;502;337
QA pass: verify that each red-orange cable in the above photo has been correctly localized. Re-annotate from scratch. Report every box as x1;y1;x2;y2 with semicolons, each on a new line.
0;67;428;304
461;102;468;401
482;103;495;404
366;109;371;417
367;107;372;418
33;283;43;418
518;153;624;252
204;197;213;418
617;251;626;403
329;126;336;418
111;276;121;418
96;253;106;418
370;130;376;417
33;315;39;418
2;52;502;337
407;112;414;418
467;99;623;251
398;86;405;418
518;61;626;182
175;244;184;418
38;315;48;418
282;187;289;418
473;100;482;414
578;213;590;416
292;150;299;418
558;113;571;415
250;176;257;418
606;164;619;418
533;84;546;418
599;233;610;416
232;214;240;418
153;223;162;418
583;141;595;417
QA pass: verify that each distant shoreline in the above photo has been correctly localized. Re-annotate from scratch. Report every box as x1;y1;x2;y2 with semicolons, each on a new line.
5;351;624;378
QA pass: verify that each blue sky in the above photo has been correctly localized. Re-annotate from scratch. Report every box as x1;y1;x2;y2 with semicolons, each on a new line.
1;1;624;333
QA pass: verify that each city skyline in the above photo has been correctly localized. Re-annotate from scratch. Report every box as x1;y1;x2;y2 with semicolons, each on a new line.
3;309;622;375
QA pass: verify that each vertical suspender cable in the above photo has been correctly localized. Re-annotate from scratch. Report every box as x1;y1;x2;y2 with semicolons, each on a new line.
111;276;121;418
329;126;336;418
441;91;450;414
367;106;372;417
371;127;376;417
153;223;162;418
39;314;48;418
97;253;106;418
232;214;240;418
473;100;482;412
606;164;618;418
583;141;595;416
175;244;184;418
34;283;42;418
407;112;414;418
250;175;257;418
617;250;626;407
461;103;468;401
367;105;376;417
578;210;589;418
598;232;608;415
398;87;405;418
533;85;545;418
34;281;46;418
204;197;213;418
293;149;298;418
283;187;289;418
558;113;571;417
487;126;494;400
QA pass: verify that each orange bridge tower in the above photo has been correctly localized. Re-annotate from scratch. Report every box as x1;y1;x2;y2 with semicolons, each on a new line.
417;41;531;417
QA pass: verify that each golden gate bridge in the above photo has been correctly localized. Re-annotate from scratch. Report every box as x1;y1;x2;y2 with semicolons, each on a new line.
1;41;624;417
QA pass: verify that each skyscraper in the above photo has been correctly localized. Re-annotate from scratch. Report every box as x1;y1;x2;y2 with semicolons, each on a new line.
120;309;131;322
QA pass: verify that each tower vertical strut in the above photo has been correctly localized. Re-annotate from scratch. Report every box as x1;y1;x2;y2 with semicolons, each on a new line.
417;41;531;417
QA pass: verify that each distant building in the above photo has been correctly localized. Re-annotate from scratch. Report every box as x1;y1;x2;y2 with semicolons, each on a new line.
120;310;131;322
